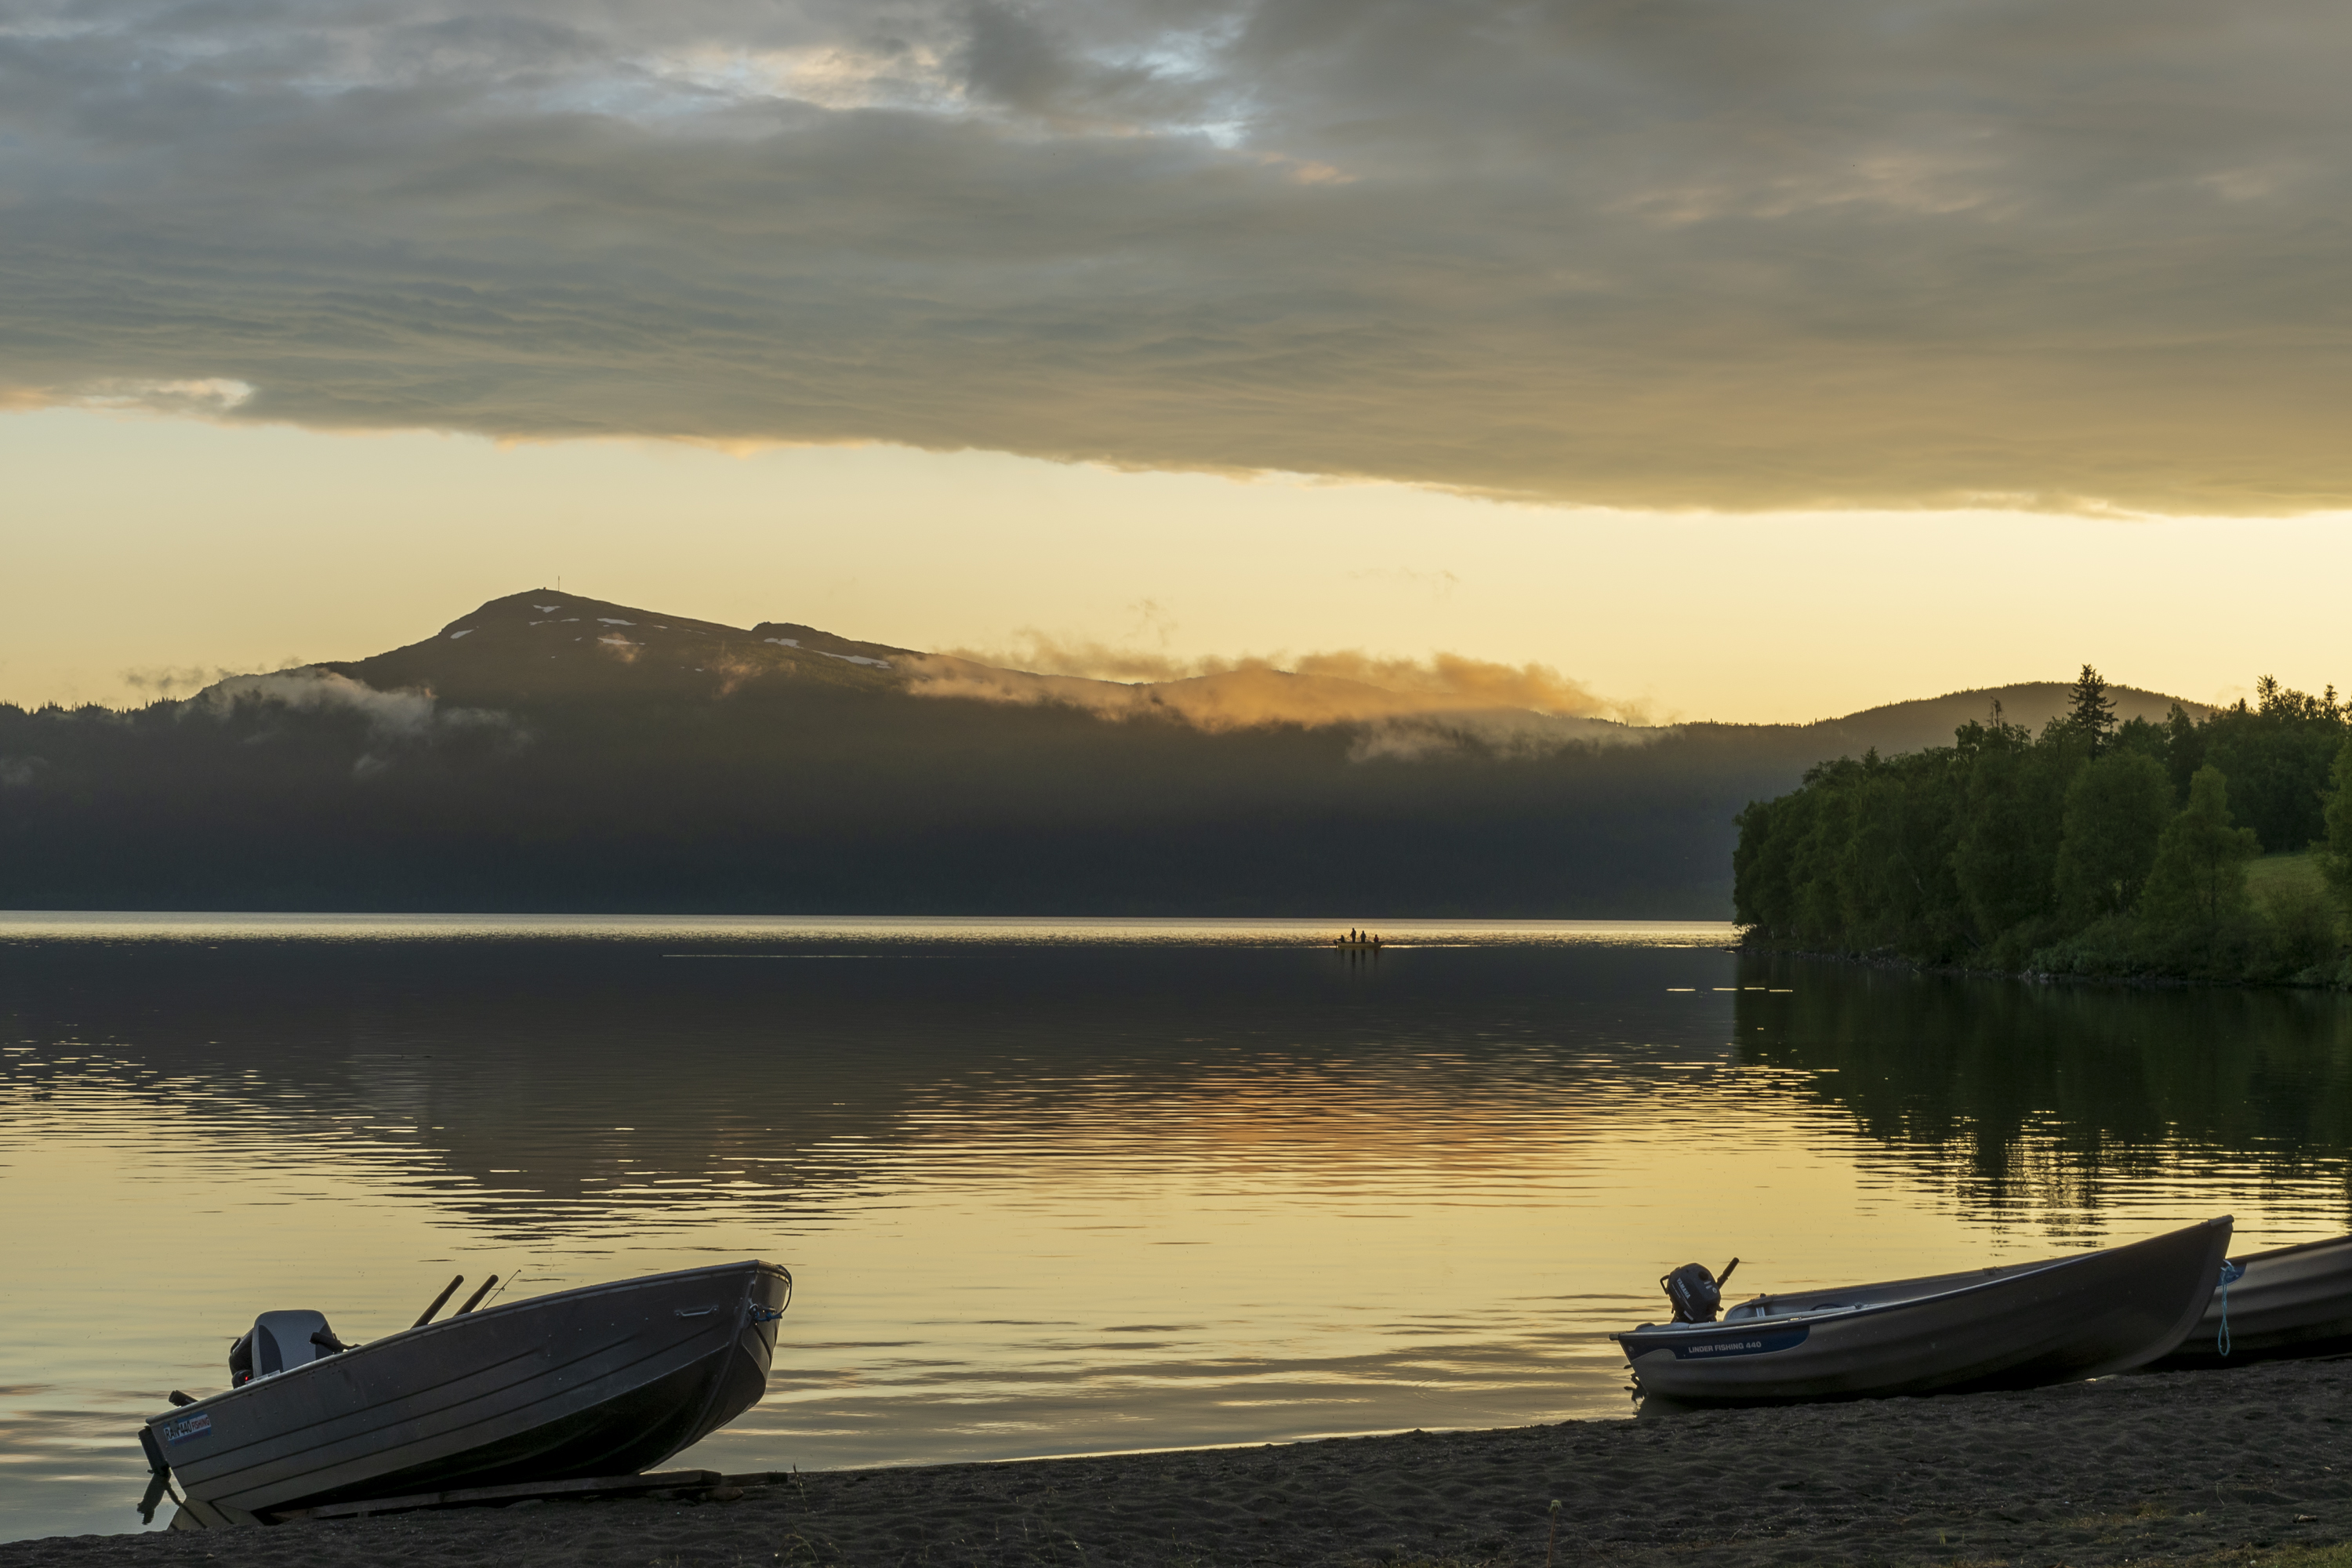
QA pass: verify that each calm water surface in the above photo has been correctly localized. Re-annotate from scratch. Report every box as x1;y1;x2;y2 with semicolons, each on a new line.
5;914;2352;1541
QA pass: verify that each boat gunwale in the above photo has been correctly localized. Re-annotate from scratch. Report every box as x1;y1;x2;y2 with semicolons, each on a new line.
2227;1232;2352;1269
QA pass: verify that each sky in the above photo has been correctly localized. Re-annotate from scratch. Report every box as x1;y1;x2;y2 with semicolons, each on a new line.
4;0;2348;722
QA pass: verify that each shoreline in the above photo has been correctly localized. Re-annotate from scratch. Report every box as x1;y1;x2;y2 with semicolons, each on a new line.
13;1358;2352;1567
1739;936;2352;994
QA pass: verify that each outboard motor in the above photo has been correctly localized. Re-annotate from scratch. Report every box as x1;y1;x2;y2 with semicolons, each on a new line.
1660;1258;1740;1323
227;1310;348;1385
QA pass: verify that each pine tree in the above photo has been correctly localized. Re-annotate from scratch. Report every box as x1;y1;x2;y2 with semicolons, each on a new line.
2067;663;2118;757
2164;702;2205;801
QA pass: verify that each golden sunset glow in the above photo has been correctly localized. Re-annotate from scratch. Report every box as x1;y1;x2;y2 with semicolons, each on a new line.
7;411;2350;724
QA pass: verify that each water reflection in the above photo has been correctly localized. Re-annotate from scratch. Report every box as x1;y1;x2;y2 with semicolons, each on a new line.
4;918;2350;1543
1731;957;2352;1236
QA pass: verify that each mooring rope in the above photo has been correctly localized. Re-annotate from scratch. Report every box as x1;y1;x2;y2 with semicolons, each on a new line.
2216;1260;2246;1358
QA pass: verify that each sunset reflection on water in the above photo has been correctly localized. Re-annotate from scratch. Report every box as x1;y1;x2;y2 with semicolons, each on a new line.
5;916;2350;1541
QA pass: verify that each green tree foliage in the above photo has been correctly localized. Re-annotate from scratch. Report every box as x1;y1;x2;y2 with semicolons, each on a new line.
1733;671;2348;983
2200;677;2346;851
2164;702;2206;802
1735;743;1972;960
2065;663;2118;757
2111;713;2169;766
2324;737;2352;910
2260;873;2342;975
2053;751;2172;920
1949;719;2067;949
2140;766;2260;939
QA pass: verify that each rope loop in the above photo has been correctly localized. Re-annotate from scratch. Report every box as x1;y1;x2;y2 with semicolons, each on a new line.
2216;1260;2245;1359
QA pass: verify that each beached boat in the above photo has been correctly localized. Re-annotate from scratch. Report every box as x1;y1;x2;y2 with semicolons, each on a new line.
140;1259;790;1522
1615;1217;2230;1403
2151;1232;2352;1369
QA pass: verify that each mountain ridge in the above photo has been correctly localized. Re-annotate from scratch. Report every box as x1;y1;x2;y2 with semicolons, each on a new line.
306;590;2204;755
0;590;2223;916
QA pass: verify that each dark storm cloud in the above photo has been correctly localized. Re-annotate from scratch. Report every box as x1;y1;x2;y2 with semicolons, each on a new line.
3;0;2348;512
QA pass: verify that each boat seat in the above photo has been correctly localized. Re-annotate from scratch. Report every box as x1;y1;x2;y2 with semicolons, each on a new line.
1726;1299;1866;1322
249;1310;338;1379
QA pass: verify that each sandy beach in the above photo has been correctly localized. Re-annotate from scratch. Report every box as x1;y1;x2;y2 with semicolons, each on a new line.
12;1358;2352;1568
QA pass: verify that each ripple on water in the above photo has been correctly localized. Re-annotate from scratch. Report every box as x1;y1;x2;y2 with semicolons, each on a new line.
3;917;2350;1541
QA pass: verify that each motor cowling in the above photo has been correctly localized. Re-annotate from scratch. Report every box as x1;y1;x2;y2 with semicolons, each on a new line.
228;1310;347;1385
1660;1256;1740;1323
1661;1264;1722;1323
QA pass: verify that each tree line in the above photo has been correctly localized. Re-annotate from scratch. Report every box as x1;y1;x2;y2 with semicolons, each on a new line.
1733;668;2352;984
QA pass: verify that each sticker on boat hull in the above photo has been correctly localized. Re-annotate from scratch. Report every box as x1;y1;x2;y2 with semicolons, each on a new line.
160;1414;212;1445
1663;1327;1811;1359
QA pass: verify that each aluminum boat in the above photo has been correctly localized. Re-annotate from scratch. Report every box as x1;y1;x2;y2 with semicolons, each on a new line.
1615;1218;2230;1403
140;1259;790;1521
2151;1231;2352;1369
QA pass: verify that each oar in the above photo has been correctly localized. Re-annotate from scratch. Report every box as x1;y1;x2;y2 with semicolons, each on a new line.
453;1276;501;1316
412;1276;465;1327
1717;1258;1741;1290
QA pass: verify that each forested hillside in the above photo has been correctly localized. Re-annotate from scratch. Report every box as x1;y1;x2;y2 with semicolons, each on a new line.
0;592;1751;915
1734;670;2352;984
0;593;2247;917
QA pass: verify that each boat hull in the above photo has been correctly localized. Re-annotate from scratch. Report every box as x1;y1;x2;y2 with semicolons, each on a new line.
147;1260;787;1516
1617;1218;2230;1403
2151;1232;2352;1369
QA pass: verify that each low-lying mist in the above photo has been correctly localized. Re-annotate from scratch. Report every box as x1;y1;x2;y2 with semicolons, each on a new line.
904;639;1657;759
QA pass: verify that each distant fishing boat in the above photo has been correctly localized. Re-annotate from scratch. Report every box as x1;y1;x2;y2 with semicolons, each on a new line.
1614;1217;2230;1403
2151;1231;2352;1369
140;1260;789;1524
1332;930;1385;948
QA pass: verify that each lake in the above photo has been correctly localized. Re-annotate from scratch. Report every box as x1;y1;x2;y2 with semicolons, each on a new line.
5;914;2351;1543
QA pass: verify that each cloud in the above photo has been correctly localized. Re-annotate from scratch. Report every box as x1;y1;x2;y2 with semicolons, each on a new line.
933;634;1621;712
192;670;518;773
3;0;2349;512
904;641;1651;755
71;379;256;416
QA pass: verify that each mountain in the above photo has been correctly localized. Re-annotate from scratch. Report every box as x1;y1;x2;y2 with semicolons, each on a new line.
0;592;2208;916
330;591;916;704
1784;683;2204;760
327;590;1650;748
